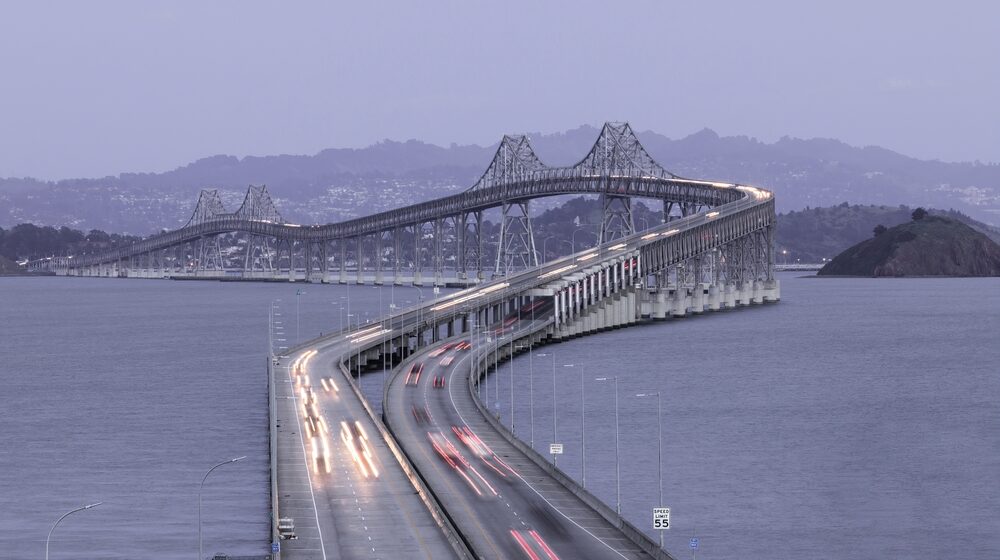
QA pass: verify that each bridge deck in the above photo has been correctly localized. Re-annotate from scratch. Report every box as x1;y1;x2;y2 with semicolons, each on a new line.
273;341;456;560
384;321;658;560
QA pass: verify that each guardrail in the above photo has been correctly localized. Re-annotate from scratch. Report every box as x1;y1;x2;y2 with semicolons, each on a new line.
469;319;679;560
335;359;476;560
267;357;280;560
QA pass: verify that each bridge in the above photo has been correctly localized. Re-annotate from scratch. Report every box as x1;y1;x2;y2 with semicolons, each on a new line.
62;122;777;558
242;123;780;559
63;122;772;290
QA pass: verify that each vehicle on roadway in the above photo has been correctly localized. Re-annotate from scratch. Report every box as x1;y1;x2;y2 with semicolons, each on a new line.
404;361;425;386
340;420;379;478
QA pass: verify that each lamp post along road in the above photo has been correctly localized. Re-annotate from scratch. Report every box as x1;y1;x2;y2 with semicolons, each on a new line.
199;456;246;560
46;502;102;560
596;376;621;514
637;391;665;548
581;368;586;488
537;352;558;465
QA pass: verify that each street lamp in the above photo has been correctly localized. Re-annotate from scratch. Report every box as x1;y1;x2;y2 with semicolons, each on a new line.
536;352;557;465
199;456;246;560
636;391;664;548
595;376;620;514
295;289;305;344
572;224;598;253
414;286;424;349
46;502;102;560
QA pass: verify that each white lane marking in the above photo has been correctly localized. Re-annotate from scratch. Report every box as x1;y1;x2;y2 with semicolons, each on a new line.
286;355;329;560
446;331;631;560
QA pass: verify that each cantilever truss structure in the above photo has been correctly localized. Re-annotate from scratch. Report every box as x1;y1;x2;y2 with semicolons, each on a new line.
66;122;775;290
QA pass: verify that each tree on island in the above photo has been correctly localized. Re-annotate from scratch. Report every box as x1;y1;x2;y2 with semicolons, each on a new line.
912;207;928;221
873;224;887;237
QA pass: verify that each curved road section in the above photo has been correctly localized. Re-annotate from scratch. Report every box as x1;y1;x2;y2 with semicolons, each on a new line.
384;316;660;560
273;338;460;559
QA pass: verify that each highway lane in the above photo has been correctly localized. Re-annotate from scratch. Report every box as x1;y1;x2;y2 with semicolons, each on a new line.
274;338;457;560
385;310;653;560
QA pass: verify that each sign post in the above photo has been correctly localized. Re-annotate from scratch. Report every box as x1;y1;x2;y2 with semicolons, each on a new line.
653;507;670;530
689;537;699;560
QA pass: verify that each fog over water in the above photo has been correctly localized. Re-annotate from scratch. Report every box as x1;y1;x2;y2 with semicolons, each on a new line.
1;273;997;559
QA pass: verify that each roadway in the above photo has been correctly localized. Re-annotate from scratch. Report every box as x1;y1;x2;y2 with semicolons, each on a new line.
384;308;654;560
274;337;457;560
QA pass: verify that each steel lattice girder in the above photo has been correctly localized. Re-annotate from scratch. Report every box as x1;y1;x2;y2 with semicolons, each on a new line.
70;122;767;270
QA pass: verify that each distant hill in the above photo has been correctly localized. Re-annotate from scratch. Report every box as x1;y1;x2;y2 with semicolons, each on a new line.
818;215;1000;277
0;254;24;275
776;204;1000;263
1;125;998;234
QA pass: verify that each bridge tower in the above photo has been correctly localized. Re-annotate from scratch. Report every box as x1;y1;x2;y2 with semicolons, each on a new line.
494;201;538;276
575;122;674;243
468;135;544;277
235;185;283;278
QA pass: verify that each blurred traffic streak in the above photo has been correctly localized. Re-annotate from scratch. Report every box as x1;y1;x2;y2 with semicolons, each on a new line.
411;405;431;425
427;431;497;497
404;361;425;386
452;425;517;477
428;342;456;358
310;431;332;475
320;376;339;394
510;529;561;560
341;420;380;478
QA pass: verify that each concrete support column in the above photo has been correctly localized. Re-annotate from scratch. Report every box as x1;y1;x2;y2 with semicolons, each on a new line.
671;288;687;318
653;291;668;319
707;284;721;311
763;278;781;302
691;284;705;314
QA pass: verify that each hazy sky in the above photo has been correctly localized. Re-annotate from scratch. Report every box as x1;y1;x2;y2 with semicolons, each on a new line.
2;1;997;179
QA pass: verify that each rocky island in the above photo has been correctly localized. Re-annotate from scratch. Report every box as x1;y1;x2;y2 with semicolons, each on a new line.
818;209;1000;277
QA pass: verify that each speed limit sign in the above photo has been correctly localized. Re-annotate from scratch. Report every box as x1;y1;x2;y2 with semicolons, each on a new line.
652;507;670;530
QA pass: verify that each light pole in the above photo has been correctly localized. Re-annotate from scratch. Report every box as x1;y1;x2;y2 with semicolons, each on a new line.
528;303;535;447
637;391;664;548
537;352;557;465
46;502;102;560
199;456;246;560
295;289;305;344
581;367;587;488
596;376;620;514
509;332;515;434
414;286;424;349
540;235;556;263
572;224;598;253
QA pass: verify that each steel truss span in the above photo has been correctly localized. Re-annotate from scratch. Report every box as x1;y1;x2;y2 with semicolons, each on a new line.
65;122;775;286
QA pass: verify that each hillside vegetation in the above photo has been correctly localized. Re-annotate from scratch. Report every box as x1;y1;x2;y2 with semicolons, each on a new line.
776;203;1000;263
818;215;1000;276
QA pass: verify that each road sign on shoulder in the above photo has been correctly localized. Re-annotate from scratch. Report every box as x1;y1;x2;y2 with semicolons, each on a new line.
433;286;440;295
272;542;280;553
549;443;563;454
690;537;699;549
653;507;670;530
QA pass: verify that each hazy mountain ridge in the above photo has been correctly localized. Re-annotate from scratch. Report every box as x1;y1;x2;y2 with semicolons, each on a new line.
2;126;998;233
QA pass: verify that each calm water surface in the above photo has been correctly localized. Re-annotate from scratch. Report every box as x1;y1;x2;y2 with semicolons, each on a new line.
1;273;997;559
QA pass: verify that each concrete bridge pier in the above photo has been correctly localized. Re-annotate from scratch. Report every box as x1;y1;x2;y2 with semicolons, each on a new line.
671;288;688;318
690;284;705;314
724;283;737;308
763;278;781;302
707;283;721;310
648;291;666;320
